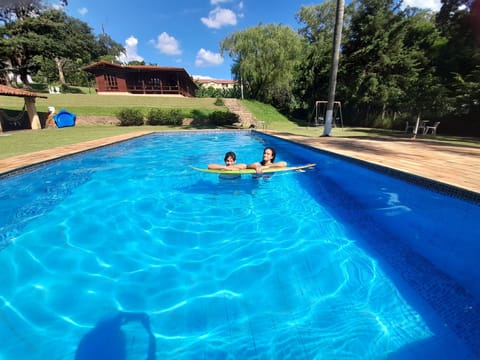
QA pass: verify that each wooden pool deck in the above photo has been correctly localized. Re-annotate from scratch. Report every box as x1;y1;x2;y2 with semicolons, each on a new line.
1;129;479;195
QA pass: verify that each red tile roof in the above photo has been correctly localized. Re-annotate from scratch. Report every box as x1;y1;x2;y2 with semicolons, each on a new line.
81;61;187;73
195;79;236;85
0;84;48;98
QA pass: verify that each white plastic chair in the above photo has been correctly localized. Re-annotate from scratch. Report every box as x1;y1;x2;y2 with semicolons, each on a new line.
424;121;440;136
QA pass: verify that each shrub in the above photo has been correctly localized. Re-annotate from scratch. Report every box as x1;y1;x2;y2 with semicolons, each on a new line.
146;108;183;126
116;108;145;126
214;97;224;106
208;111;239;126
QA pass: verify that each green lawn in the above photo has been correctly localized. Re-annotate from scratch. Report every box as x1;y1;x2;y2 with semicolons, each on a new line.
1;94;479;160
1;93;226;116
0;126;158;159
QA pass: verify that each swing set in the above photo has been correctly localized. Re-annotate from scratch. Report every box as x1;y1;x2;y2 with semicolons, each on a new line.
313;100;344;128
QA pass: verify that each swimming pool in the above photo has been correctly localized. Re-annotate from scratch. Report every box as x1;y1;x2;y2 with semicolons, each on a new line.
0;130;479;359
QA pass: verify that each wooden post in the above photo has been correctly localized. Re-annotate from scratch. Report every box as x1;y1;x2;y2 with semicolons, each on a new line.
25;97;42;130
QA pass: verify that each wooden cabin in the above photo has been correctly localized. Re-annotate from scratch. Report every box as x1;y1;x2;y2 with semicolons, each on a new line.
82;61;197;97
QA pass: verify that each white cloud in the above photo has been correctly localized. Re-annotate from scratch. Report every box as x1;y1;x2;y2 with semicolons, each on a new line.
116;36;144;64
153;32;182;55
195;48;224;67
402;0;442;12
201;7;237;29
211;0;231;4
78;7;88;16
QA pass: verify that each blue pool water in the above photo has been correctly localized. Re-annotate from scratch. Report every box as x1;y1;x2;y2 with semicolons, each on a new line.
0;131;479;359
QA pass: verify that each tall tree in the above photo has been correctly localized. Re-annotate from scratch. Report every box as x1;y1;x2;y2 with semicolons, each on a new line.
95;33;126;63
0;0;68;24
221;24;302;112
324;0;346;136
42;10;98;84
401;8;446;118
293;1;341;117
341;0;428;125
0;10;58;84
435;0;480;120
0;8;124;85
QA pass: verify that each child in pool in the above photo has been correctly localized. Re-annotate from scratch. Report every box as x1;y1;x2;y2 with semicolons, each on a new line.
208;151;247;171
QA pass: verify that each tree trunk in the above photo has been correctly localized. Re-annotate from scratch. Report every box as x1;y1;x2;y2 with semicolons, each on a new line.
25;97;41;130
10;56;30;86
55;57;66;84
19;70;30;87
323;0;345;136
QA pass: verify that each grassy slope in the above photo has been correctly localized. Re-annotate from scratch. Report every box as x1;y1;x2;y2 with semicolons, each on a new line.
1;94;225;116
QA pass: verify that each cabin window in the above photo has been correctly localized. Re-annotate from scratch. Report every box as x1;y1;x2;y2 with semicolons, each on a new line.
104;74;118;90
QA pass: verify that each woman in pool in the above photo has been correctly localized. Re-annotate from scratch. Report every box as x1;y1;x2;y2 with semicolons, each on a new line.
247;147;287;174
208;151;247;171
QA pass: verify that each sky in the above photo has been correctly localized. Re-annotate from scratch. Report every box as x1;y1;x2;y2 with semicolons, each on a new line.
64;0;442;80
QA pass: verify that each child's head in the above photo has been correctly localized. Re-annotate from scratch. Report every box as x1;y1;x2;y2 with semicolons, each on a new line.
224;151;237;166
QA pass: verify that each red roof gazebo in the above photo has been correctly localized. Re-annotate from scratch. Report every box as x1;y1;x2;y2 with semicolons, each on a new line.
0;84;47;131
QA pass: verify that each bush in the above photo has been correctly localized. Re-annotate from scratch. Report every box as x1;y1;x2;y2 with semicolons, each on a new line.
214;97;224;106
116;108;145;126
146;108;183;126
208;111;239;126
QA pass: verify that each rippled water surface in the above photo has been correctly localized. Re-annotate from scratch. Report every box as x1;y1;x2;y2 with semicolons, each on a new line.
0;131;478;359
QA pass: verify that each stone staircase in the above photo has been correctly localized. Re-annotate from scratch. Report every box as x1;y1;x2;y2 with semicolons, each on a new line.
223;98;265;129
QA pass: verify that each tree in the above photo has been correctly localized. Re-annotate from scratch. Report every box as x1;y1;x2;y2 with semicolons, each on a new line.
293;2;342;118
95;33;126;63
0;0;68;24
341;0;431;126
221;24;302;112
324;0;346;136
0;11;58;84
435;0;480;120
401;8;447;118
0;8;124;86
127;60;146;66
43;10;98;84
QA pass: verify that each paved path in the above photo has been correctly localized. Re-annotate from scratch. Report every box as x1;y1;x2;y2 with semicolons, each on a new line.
1;130;479;195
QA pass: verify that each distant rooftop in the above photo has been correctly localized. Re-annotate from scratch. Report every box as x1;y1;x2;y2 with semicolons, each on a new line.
194;78;236;85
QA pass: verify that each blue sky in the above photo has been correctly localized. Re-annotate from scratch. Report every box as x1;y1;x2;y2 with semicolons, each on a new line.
64;0;441;80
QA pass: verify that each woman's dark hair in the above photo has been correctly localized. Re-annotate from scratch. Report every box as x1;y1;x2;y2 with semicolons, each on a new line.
224;151;236;161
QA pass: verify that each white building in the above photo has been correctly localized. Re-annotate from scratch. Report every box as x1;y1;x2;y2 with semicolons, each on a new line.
194;78;237;90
